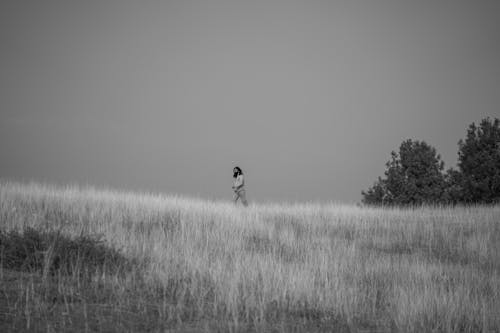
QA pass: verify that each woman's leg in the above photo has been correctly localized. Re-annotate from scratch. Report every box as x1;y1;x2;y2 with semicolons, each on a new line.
239;190;248;207
233;191;240;204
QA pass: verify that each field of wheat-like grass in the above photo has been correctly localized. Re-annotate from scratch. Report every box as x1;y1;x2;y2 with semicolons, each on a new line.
1;180;499;332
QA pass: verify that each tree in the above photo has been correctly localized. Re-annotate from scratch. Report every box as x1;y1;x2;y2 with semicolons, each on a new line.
442;168;464;204
361;177;387;205
362;139;447;206
456;117;500;203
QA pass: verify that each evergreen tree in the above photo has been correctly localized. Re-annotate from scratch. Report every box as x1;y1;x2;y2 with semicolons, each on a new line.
442;168;464;204
362;139;447;205
457;117;500;203
361;177;387;205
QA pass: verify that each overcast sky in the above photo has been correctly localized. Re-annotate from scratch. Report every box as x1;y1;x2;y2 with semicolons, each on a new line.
1;0;499;203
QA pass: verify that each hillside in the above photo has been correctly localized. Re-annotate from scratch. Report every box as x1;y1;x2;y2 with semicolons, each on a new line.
1;181;499;332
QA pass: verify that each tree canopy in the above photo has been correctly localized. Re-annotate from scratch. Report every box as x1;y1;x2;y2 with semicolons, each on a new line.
362;117;500;206
457;117;500;203
362;139;446;206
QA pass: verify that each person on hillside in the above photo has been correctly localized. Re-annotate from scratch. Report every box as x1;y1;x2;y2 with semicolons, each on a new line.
232;166;248;206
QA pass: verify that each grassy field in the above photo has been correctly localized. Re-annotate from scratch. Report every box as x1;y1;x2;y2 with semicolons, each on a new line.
0;180;499;332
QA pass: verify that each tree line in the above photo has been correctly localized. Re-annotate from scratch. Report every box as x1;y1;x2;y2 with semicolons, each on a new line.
362;117;500;206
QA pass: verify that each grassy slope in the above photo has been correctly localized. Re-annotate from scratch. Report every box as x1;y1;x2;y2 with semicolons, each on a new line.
1;180;499;332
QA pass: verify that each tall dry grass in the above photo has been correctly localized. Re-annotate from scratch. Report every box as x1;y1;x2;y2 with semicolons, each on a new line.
1;180;499;332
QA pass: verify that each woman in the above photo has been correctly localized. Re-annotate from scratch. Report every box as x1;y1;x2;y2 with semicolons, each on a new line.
232;166;248;206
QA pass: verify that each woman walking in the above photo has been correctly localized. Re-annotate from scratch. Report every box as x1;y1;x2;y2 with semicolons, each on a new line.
232;166;248;206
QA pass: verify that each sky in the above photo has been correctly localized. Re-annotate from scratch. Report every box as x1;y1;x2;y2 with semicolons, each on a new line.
1;0;499;203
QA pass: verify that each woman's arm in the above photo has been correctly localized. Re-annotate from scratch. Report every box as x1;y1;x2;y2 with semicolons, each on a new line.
233;175;244;191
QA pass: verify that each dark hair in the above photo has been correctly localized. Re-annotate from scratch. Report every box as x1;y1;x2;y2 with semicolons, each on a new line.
233;166;243;178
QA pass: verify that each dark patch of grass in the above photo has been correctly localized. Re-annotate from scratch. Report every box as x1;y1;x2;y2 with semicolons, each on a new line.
0;228;147;332
270;214;309;239
121;211;181;240
0;227;134;278
315;224;356;243
243;233;306;263
366;241;414;257
357;270;394;315
244;233;273;253
364;226;500;274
